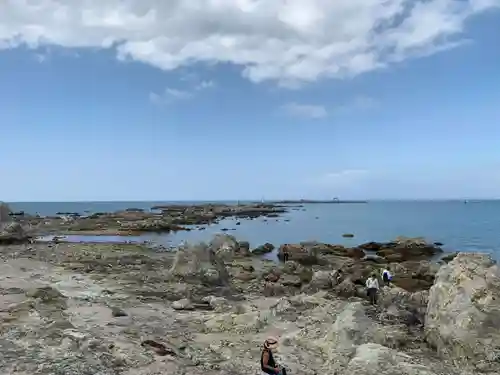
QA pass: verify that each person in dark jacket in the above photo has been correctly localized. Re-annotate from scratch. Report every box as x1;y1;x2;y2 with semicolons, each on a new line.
261;337;286;375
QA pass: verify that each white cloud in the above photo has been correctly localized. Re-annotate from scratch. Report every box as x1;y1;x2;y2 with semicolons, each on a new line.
195;80;215;91
149;79;215;105
149;87;192;105
282;103;328;119
0;1;498;86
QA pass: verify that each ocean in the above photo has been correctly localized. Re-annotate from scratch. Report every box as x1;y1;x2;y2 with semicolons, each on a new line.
8;200;500;258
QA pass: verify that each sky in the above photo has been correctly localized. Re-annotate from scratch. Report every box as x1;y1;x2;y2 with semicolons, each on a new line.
1;0;500;202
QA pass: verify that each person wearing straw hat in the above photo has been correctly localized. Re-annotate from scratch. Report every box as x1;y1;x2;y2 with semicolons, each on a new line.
261;336;286;375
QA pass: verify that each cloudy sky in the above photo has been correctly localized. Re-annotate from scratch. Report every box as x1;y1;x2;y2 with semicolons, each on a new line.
1;0;500;201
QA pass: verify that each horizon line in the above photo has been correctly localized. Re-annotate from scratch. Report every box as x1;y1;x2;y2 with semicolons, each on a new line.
5;198;499;204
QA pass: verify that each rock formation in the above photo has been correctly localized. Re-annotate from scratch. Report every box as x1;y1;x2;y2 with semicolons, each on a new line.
425;253;500;372
0;201;11;222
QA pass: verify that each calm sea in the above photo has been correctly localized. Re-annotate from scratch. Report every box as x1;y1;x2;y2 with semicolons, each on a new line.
8;200;500;258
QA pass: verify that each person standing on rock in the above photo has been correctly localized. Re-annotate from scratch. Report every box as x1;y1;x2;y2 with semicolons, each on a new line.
381;268;393;286
261;336;286;375
365;273;380;305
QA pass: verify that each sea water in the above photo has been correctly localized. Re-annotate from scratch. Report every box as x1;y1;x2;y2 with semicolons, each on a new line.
8;200;500;258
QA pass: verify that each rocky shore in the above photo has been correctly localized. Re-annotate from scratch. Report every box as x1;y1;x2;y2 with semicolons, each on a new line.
1;218;499;375
1;202;287;238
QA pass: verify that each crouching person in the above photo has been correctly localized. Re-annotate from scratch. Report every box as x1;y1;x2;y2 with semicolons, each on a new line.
261;337;287;375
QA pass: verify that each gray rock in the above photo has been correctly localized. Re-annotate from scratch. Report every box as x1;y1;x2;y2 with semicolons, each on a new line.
172;298;194;310
210;234;240;261
168;242;230;286
110;306;128;317
335;278;357;298
309;270;335;289
0;201;11;223
344;343;439;375
425;253;500;372
0;221;30;245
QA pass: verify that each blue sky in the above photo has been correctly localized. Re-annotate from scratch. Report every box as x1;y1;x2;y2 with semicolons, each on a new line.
1;1;499;201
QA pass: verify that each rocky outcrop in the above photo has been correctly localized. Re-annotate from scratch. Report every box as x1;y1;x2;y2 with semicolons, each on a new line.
425;253;500;373
358;237;443;262
0;237;483;375
168;242;230;286
209;234;240;261
252;243;275;255
0;202;11;222
0;222;30;245
278;243;318;264
389;260;440;292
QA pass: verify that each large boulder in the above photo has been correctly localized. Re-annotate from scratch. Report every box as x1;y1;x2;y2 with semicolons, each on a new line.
251;242;275;255
376;237;443;262
299;241;366;260
278;244;319;265
209;234;240;261
425;253;500;372
0;222;30;245
168;242;230;286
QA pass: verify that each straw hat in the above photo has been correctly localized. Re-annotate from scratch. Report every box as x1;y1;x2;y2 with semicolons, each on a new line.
264;336;279;349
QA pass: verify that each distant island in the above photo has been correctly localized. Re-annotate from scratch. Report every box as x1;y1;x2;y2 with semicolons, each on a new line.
271;199;368;204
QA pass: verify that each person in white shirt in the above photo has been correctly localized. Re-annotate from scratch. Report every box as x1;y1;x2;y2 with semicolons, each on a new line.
365;274;380;305
382;268;393;286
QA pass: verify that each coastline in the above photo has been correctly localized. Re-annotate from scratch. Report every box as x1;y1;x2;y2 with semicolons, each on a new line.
4;200;500;258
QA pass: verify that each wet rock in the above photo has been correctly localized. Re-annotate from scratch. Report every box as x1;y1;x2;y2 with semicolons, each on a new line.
346;247;365;259
252;243;275;255
358;241;382;251
299;242;366;261
277;244;318;265
440;252;458;263
376;237;443;262
425;253;500;372
120;219;188;233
